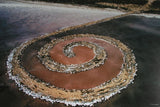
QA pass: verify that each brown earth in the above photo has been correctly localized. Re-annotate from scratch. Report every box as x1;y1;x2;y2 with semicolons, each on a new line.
29;37;124;90
50;45;95;65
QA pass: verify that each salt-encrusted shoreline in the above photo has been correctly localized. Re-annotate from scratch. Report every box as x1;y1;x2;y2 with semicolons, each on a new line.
132;13;160;18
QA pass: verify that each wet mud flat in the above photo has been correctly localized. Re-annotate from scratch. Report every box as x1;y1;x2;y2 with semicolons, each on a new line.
0;11;160;107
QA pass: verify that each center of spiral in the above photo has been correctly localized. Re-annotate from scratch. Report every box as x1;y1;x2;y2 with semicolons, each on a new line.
38;38;107;74
51;45;94;65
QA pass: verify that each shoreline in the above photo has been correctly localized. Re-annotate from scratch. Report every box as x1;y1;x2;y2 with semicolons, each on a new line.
13;0;160;14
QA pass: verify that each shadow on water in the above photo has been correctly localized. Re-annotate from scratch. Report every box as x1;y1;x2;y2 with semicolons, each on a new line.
0;11;160;107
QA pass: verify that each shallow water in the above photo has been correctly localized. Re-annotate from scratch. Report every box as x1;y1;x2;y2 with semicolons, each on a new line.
0;1;160;107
